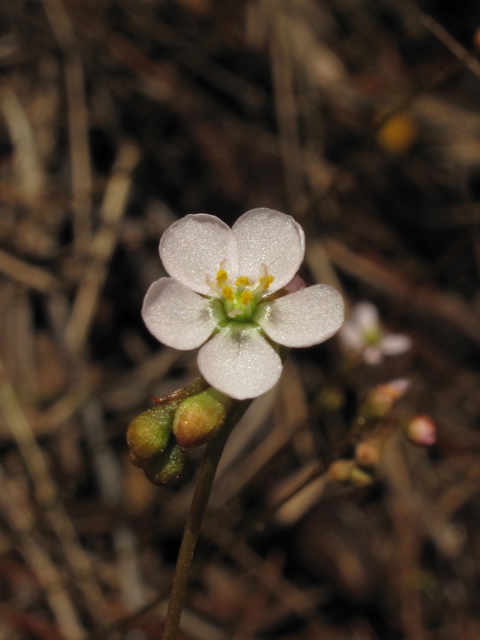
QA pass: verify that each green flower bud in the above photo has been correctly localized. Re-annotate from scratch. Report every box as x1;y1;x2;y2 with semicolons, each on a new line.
143;441;189;486
313;385;345;414
350;466;374;488
127;404;175;465
326;460;374;488
172;388;232;449
327;460;356;483
128;452;145;469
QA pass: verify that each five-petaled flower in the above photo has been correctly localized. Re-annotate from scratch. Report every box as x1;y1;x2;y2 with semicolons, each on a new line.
339;301;412;365
142;208;344;400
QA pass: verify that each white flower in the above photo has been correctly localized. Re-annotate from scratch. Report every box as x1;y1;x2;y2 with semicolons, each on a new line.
339;301;412;365
142;208;344;400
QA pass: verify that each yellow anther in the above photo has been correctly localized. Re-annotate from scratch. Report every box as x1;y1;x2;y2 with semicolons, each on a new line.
235;276;250;286
222;285;234;302
216;268;228;287
241;290;253;305
260;274;274;289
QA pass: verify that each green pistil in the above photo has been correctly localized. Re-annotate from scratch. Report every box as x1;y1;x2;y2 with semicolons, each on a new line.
224;291;257;322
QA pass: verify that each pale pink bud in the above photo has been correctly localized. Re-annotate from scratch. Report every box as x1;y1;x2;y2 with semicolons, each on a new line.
360;378;410;420
355;438;383;467
405;415;436;446
282;274;306;294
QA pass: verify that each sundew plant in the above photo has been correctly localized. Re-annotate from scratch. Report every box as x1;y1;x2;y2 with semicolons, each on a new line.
128;207;438;639
130;208;344;638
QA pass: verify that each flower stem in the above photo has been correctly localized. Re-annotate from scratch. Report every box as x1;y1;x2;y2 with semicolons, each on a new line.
162;399;251;640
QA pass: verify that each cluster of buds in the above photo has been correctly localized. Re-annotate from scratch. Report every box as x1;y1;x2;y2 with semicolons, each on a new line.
327;459;374;489
127;380;232;485
325;380;437;490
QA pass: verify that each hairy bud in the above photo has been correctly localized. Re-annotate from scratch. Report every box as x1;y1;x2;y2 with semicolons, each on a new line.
127;404;176;466
143;441;189;485
173;388;232;448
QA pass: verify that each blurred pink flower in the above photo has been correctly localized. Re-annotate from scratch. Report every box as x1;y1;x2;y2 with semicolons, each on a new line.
339;302;412;364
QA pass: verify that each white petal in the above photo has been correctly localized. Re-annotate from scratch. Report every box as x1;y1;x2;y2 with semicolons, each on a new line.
160;214;239;295
362;347;383;365
352;302;379;332
379;334;412;356
339;323;364;351
255;285;344;348
197;325;283;400
232;208;305;293
386;378;411;398
142;278;223;350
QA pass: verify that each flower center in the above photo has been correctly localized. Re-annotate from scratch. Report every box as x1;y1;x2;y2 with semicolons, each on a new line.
207;261;274;322
363;326;382;346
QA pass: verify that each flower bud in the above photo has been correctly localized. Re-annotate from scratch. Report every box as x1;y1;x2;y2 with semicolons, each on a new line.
173;388;232;448
376;112;418;155
143;441;189;486
314;385;345;414
327;460;374;488
327;460;356;483
404;415;436;446
282;275;306;295
350;466;374;488
474;27;480;51
127;404;175;465
359;378;410;421
355;438;383;467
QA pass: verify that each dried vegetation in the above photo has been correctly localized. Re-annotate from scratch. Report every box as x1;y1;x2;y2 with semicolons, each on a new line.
1;0;480;638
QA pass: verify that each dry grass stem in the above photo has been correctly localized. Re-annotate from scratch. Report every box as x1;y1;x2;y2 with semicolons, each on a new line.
1;1;480;637
0;249;59;293
41;0;92;253
64;141;140;358
0;464;87;640
0;357;107;624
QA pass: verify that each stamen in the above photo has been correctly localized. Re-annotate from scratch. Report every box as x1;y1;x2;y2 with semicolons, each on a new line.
241;290;253;305
236;276;250;286
216;268;228;287
222;285;234;302
259;262;274;290
206;275;219;294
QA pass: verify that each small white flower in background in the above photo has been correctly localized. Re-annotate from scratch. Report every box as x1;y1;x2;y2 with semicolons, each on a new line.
142;208;344;400
339;301;412;365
